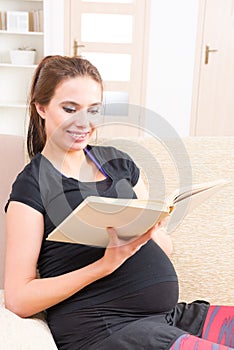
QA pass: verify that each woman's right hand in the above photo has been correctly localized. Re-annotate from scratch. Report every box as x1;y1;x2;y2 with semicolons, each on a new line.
102;225;156;273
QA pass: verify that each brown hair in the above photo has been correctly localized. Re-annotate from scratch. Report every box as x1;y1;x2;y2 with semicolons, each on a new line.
27;55;103;159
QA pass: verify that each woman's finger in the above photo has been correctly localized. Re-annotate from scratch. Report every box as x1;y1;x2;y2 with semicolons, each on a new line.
106;226;120;247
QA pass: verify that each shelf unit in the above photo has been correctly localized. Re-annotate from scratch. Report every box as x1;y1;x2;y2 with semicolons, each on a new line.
0;0;44;136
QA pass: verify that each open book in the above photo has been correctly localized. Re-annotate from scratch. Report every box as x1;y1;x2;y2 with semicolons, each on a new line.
47;179;229;247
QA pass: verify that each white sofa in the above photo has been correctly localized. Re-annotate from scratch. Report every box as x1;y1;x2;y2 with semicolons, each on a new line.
0;134;233;349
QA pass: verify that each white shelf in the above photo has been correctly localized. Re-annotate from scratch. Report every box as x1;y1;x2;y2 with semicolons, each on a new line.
0;63;37;68
0;103;27;108
0;0;45;135
0;30;43;36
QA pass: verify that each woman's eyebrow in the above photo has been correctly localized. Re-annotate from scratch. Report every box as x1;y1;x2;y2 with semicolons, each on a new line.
89;102;102;107
60;101;79;106
61;101;102;107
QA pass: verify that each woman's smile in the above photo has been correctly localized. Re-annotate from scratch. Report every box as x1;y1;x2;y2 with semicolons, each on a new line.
66;130;90;142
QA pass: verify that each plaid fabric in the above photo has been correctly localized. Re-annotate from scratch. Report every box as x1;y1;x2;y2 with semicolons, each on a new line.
202;306;234;346
170;334;234;350
170;306;234;349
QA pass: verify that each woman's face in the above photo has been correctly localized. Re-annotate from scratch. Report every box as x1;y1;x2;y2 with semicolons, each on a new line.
36;76;102;153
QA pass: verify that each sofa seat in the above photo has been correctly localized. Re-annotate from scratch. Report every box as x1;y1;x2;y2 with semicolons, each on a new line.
0;290;57;350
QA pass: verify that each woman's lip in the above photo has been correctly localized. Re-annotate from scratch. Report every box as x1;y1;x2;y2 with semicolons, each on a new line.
67;130;90;142
67;130;90;135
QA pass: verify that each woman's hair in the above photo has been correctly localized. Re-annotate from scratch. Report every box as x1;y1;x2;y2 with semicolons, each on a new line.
27;55;103;159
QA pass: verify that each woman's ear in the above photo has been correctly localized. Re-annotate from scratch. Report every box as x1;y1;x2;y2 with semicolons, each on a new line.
35;103;46;119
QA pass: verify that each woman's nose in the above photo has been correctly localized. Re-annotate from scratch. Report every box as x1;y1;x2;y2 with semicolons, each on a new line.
73;110;90;127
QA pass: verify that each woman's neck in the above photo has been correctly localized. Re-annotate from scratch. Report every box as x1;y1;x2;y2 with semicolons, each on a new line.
41;144;106;182
42;144;87;179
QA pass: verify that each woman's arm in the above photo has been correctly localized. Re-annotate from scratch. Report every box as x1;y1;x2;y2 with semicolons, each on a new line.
133;175;173;257
4;201;154;318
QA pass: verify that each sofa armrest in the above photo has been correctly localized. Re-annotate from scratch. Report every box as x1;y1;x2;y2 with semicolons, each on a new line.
0;290;58;350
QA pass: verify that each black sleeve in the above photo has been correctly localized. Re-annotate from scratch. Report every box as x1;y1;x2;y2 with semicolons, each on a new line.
92;145;140;187
5;168;45;214
122;150;140;187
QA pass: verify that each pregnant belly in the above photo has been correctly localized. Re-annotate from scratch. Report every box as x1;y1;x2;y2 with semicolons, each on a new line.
101;281;179;314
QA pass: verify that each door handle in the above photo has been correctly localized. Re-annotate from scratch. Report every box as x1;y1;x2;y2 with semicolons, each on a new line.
205;45;218;64
73;39;85;56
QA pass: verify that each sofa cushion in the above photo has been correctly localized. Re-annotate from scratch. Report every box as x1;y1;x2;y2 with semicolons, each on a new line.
0;135;25;289
0;290;57;350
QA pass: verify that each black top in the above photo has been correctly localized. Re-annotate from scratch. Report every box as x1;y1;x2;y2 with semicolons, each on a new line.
6;145;178;313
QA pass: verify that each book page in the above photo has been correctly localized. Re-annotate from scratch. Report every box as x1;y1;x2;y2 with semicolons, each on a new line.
166;179;230;233
167;179;229;205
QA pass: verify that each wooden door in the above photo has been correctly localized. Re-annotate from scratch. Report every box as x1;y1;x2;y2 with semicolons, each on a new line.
64;0;150;137
191;0;234;136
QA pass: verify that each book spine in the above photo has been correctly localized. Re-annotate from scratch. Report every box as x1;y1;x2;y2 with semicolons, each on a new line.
39;9;44;32
28;12;34;32
0;11;7;30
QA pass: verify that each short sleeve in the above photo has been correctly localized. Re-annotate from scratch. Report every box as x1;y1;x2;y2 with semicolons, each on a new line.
90;145;140;187
122;150;140;187
5;167;45;214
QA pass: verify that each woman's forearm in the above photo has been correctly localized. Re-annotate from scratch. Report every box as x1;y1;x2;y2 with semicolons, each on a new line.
5;257;109;318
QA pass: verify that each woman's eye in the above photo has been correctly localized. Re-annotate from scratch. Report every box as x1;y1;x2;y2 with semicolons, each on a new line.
63;106;76;113
87;107;101;116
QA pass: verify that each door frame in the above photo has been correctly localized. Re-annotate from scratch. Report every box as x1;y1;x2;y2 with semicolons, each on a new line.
190;0;206;136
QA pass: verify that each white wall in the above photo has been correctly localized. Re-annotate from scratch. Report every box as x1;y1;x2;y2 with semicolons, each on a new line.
44;0;65;56
145;0;199;136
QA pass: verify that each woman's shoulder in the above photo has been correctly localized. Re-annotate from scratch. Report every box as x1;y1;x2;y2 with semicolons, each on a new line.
88;144;139;185
88;144;133;161
16;153;42;182
5;153;45;213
